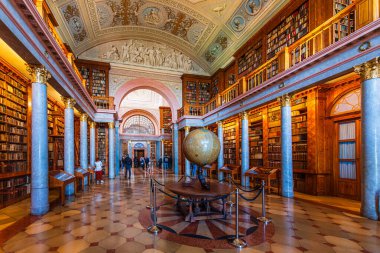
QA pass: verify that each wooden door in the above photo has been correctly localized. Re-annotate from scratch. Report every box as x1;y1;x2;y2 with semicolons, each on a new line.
334;120;361;200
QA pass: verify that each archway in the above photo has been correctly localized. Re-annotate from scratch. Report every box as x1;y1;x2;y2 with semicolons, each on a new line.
114;78;180;122
120;109;160;136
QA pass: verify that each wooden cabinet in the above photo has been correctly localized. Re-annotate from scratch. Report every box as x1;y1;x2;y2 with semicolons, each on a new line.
47;98;65;170
76;59;110;97
159;106;172;134
249;110;264;167
0;58;30;208
223;119;239;166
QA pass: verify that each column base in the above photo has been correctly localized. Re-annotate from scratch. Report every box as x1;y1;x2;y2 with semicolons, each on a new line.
31;205;49;216
282;192;294;198
361;208;380;221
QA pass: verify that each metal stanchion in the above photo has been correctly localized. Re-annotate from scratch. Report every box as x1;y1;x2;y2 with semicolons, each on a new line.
257;180;272;224
148;182;162;234
226;175;234;215
146;175;153;209
229;188;247;248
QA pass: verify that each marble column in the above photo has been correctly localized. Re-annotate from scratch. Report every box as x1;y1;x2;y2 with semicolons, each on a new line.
128;141;132;157
173;123;179;175
115;121;120;177
161;140;164;161
217;121;224;181
147;143;151;159
241;112;250;187
89;121;96;167
355;58;380;220
29;65;50;215
108;122;115;179
280;94;294;198
184;126;191;177
80;113;88;185
62;97;76;196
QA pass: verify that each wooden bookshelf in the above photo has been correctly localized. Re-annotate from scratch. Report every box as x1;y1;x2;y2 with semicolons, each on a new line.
159;107;172;134
97;123;107;169
238;39;263;75
75;59;110;104
266;1;309;60
181;75;212;112
150;142;156;162
47;98;65;170
333;0;354;42
223;120;239;165
163;140;172;157
249;111;264;167
0;59;30;208
267;104;281;168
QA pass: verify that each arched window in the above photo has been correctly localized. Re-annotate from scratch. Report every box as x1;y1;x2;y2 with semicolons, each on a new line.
331;89;361;116
123;115;155;135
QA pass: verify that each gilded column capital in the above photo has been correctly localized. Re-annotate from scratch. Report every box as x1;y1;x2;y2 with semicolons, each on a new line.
217;121;223;127
240;111;248;120
108;122;115;129
80;113;88;122
26;64;51;84
61;97;76;109
184;126;190;133
354;57;380;81
89;121;96;129
278;94;292;107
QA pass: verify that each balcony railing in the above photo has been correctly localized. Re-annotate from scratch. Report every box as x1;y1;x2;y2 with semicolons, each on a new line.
178;1;364;119
92;96;115;110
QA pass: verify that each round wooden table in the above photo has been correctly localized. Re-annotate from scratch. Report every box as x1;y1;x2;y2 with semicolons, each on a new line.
165;180;233;222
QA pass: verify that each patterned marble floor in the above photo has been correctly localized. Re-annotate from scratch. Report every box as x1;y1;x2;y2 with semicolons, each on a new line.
0;169;379;253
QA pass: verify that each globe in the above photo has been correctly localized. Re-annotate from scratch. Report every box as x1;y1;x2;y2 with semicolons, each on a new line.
183;128;220;167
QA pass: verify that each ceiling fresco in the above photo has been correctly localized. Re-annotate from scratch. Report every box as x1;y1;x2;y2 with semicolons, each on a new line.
49;0;289;74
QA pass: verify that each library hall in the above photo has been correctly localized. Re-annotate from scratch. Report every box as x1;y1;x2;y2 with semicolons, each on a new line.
0;0;380;252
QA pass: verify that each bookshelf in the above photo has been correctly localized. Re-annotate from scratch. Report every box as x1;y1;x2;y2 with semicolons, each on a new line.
333;0;354;42
249;111;264;167
47;98;65;170
159;107;172;134
266;1;309;60
97;123;107;168
0;59;30;208
198;82;211;105
150;142;156;162
223;121;238;165
210;77;219;99
267;105;281;168
292;97;308;171
181;75;212;115
185;81;197;105
238;40;263;75
163;140;172;157
75;59;110;102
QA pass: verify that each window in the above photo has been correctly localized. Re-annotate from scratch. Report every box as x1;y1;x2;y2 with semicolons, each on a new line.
123;115;155;135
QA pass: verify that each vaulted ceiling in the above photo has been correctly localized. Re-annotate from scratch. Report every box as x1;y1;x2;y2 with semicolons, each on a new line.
47;0;290;75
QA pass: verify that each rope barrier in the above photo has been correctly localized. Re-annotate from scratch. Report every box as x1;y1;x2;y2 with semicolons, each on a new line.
177;175;184;182
229;177;262;192
158;188;179;200
238;187;264;202
152;177;165;187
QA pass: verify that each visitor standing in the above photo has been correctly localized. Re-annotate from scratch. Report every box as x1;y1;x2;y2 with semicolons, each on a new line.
145;156;150;169
140;156;145;169
94;157;104;184
163;154;169;170
124;154;132;179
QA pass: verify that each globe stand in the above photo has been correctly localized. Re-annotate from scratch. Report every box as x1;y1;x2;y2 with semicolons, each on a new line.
197;167;210;190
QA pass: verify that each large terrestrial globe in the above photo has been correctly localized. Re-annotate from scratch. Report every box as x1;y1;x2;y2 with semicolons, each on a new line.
183;128;220;166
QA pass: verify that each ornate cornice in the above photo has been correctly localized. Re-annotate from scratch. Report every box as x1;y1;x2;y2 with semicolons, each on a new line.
80;113;88;122
61;97;76;109
278;94;291;107
26;64;51;84
354;57;380;81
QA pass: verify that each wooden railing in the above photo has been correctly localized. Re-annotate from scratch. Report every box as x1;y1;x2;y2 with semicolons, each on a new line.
220;79;241;105
92;96;115;110
204;96;218;114
288;2;357;67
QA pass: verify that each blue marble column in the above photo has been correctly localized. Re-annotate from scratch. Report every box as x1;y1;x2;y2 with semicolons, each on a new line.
29;65;50;215
173;123;179;175
128;141;132;156
217;121;224;181
355;59;380;220
62;97;76;196
115;121;120;177
147;143;151;159
241;112;250;187
184;126;191;177
108;122;115;179
89;121;96;167
280;94;294;198
80;113;88;185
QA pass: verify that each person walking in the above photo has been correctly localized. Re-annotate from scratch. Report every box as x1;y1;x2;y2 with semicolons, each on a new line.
124;154;132;179
145;156;150;169
94;157;104;184
140;156;145;169
163;154;169;170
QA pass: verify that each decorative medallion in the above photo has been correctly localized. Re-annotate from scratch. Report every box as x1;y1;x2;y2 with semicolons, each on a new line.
60;1;87;43
139;4;167;27
245;0;262;15
204;32;230;63
231;15;246;32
